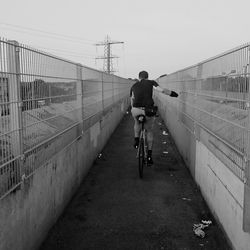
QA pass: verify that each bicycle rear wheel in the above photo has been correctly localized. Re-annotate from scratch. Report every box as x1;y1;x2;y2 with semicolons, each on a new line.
138;138;144;178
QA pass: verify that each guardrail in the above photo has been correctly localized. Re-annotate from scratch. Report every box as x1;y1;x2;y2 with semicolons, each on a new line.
0;38;133;200
156;43;250;184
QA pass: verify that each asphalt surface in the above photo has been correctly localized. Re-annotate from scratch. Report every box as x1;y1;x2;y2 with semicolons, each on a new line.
40;113;231;250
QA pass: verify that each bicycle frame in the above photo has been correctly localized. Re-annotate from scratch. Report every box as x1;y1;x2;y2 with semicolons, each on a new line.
136;119;148;159
136;115;148;178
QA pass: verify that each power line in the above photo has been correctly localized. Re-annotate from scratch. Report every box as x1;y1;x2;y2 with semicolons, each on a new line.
36;46;95;57
1;27;96;58
0;26;95;47
0;22;100;67
0;22;96;44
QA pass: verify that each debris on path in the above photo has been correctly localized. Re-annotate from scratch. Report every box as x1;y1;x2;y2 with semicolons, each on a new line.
193;220;212;238
182;197;192;201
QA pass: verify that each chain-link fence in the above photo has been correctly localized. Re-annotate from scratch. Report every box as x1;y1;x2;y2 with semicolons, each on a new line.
0;38;133;200
156;43;250;184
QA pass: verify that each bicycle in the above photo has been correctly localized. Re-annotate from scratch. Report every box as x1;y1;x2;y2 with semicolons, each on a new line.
134;106;158;178
136;114;148;179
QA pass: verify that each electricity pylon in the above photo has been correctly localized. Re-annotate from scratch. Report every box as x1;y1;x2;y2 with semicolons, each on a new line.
95;35;124;74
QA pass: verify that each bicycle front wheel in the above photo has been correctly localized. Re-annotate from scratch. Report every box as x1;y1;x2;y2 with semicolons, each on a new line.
138;139;144;178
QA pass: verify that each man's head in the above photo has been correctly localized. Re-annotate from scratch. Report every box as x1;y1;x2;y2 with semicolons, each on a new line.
139;71;148;80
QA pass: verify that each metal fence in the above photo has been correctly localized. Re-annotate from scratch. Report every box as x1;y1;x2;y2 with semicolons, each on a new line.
156;43;250;184
0;38;133;200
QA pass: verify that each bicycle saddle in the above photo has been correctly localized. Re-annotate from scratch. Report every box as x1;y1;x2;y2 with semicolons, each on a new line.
136;114;146;123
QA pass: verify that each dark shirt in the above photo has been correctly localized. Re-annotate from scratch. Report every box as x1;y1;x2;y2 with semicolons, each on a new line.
130;79;159;108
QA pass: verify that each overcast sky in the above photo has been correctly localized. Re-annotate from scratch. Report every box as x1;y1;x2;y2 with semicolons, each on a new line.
1;0;250;79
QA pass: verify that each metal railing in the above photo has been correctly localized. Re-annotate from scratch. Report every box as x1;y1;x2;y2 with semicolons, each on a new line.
0;38;133;200
156;43;250;184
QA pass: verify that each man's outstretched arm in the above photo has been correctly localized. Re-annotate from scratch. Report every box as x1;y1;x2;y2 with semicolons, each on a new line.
153;86;178;97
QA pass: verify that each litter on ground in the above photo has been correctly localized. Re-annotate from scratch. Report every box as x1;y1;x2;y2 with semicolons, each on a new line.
201;220;212;225
193;220;212;238
182;197;191;201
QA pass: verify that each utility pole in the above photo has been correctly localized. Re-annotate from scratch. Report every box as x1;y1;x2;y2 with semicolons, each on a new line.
95;35;124;74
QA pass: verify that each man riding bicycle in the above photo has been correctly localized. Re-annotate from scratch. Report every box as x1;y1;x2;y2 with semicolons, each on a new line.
130;70;178;165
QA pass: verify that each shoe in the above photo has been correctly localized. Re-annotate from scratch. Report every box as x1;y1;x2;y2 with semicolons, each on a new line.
147;156;153;165
133;137;139;149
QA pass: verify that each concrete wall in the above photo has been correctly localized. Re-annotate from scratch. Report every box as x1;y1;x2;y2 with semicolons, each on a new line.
0;98;129;250
155;94;250;250
196;141;250;250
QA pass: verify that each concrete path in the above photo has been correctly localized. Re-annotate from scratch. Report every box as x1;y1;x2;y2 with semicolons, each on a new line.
40;113;231;250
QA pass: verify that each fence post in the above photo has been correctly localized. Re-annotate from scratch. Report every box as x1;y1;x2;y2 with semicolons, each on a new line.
102;73;104;112
7;40;24;179
194;63;203;138
243;47;250;232
112;75;114;105
76;64;84;122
